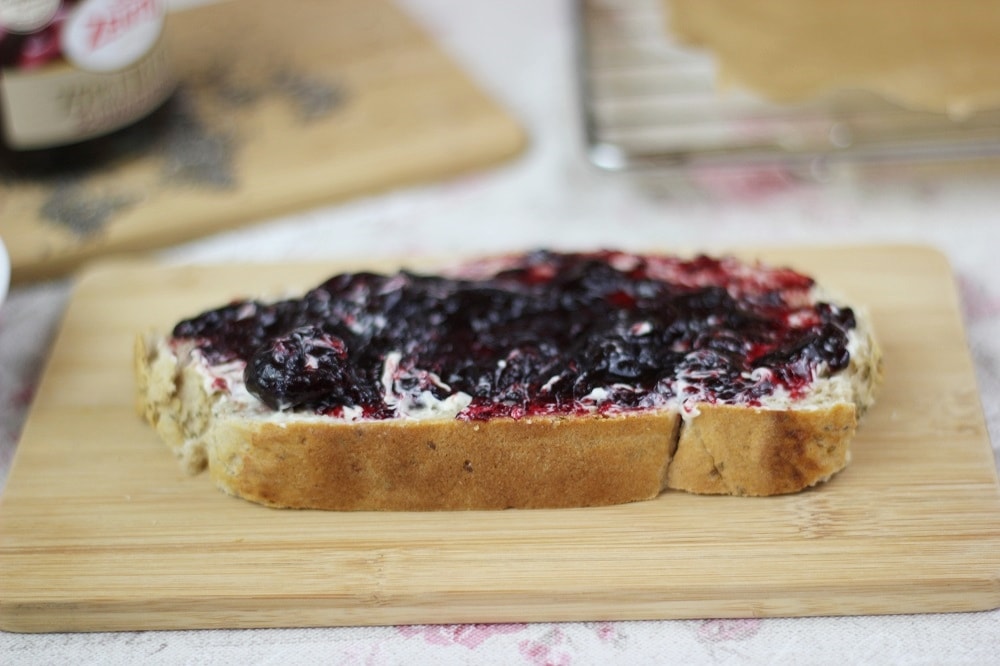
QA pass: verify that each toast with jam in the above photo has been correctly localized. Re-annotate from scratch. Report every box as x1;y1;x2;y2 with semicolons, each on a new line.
135;250;881;509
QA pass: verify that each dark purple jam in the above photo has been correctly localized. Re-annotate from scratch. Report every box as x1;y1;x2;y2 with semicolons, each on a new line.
170;251;856;420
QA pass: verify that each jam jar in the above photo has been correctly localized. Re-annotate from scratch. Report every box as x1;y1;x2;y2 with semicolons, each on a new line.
0;0;176;175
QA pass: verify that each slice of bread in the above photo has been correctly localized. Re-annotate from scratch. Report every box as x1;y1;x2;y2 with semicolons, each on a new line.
134;251;882;510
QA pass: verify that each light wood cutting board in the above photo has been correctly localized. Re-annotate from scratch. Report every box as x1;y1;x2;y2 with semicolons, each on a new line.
1;245;999;633
1;0;526;284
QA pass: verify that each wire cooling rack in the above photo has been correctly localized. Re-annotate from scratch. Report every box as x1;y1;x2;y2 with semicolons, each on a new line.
574;0;1000;172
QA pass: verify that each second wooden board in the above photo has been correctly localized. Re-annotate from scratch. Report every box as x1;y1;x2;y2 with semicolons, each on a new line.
2;0;526;283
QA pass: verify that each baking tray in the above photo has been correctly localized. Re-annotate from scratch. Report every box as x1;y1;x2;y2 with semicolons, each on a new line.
575;0;1000;171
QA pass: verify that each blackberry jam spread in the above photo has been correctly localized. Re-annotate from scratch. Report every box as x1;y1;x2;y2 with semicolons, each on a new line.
171;251;856;421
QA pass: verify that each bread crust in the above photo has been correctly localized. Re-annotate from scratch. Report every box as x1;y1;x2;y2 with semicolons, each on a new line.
208;413;679;510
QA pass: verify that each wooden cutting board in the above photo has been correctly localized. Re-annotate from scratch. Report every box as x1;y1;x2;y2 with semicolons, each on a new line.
0;0;525;284
1;245;999;633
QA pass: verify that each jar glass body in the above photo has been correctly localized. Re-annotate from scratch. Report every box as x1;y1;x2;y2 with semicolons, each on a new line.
0;0;176;177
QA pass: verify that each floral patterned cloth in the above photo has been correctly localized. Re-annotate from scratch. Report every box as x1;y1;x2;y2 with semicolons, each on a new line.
2;0;1000;662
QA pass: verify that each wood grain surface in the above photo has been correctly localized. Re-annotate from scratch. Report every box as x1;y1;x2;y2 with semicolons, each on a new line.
1;245;998;633
1;0;525;283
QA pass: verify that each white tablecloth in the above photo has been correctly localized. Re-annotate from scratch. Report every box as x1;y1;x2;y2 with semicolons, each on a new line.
3;1;1000;663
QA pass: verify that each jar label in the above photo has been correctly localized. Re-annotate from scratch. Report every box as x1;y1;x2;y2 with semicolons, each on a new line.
61;0;166;73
